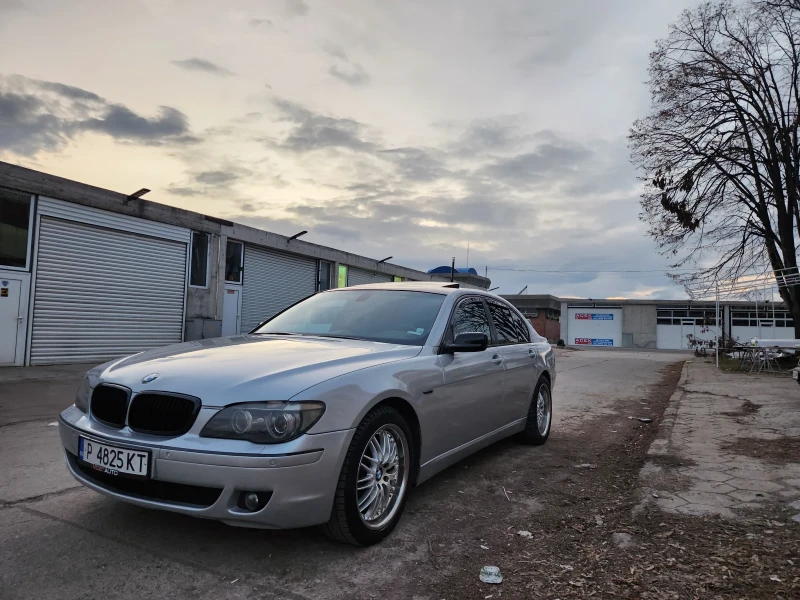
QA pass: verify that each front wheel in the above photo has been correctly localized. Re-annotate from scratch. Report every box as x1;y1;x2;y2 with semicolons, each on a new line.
521;377;552;445
320;406;413;546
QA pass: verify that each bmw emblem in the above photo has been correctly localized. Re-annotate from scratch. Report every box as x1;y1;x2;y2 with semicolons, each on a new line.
141;373;159;384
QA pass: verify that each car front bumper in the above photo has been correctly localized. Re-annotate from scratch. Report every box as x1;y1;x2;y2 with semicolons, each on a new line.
59;407;354;529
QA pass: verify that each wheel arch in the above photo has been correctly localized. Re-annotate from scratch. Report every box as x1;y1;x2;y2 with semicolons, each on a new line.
370;397;422;486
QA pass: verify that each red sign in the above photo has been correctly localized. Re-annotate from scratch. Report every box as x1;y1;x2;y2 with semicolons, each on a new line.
575;313;592;320
574;338;592;344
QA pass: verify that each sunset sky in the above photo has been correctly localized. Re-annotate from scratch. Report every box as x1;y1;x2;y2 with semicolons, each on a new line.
0;0;701;297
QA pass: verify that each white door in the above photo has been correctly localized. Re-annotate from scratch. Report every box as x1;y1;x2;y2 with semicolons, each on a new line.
680;319;696;349
222;287;241;336
0;278;22;364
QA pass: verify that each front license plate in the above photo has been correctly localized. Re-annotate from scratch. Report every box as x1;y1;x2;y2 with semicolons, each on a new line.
79;437;149;479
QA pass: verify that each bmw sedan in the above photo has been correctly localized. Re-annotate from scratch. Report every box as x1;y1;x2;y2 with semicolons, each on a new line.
59;282;555;546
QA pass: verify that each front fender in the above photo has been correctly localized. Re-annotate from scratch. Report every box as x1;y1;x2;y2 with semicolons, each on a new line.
291;353;443;435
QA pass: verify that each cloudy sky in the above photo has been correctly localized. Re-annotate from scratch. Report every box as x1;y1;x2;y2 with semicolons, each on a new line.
0;0;701;297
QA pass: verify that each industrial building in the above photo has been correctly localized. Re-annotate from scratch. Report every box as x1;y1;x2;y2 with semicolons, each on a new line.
502;295;795;349
558;298;794;349
0;162;457;367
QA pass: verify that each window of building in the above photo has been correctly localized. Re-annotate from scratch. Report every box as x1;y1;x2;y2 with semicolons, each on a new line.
731;308;793;328
487;299;530;344
338;264;348;288
189;232;210;287
449;298;491;340
657;307;718;326
318;261;333;291
225;241;243;283
0;188;33;270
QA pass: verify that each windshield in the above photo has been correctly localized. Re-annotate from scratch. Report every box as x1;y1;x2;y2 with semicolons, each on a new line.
253;290;446;346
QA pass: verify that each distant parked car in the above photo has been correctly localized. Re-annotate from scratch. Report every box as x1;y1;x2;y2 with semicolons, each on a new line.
59;283;555;545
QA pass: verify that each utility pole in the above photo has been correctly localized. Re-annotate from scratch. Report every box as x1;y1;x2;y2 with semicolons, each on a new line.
451;257;455;282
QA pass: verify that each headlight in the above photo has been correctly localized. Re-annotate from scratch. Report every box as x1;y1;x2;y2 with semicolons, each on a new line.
200;402;325;444
75;376;91;413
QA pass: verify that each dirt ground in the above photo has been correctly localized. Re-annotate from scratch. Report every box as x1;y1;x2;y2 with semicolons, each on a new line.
420;361;800;600
2;350;799;599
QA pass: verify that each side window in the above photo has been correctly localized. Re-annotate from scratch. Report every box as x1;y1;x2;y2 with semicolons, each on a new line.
509;307;531;343
487;299;531;344
449;298;491;340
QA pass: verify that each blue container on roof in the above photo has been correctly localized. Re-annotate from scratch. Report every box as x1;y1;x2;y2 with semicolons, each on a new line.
427;266;479;275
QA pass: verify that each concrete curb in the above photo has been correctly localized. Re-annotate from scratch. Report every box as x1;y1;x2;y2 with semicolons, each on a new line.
646;360;690;457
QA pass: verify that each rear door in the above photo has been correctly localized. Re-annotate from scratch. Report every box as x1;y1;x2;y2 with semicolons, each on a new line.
433;296;506;459
486;298;538;423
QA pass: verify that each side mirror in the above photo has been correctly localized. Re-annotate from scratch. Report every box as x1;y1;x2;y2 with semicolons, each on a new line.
442;332;489;353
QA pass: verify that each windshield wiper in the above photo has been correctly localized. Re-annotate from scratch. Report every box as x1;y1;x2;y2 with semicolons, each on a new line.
313;334;364;341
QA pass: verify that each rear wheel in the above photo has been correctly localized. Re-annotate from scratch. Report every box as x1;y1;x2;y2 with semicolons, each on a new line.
320;406;413;546
521;378;552;445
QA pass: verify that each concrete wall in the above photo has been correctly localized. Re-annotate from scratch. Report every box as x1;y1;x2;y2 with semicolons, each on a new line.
621;304;657;348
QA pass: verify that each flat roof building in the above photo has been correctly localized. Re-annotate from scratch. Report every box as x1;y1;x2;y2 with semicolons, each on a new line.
0;162;447;366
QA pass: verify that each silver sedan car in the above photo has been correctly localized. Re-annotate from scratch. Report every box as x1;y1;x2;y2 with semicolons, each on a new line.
59;282;555;545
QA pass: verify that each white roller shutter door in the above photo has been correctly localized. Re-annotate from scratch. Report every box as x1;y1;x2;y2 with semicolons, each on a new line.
30;217;187;365
567;308;622;347
241;245;317;333
347;267;392;286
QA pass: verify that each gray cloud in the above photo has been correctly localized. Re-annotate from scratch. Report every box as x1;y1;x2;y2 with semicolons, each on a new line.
249;18;273;27
378;147;451;182
329;63;370;86
272;98;378;153
171;58;234;77
285;0;309;17
321;42;348;61
195;170;239;185
0;75;197;156
166;186;203;197
480;142;593;186
322;42;371;86
81;105;194;142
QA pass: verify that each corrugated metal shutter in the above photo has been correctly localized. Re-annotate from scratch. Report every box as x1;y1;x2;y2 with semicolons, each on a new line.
30;217;187;365
240;245;317;333
347;267;393;286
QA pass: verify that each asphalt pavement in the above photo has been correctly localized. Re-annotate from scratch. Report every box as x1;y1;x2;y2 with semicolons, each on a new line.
0;348;686;600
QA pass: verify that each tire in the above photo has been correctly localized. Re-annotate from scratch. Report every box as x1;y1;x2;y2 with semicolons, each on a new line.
320;406;414;546
521;377;552;445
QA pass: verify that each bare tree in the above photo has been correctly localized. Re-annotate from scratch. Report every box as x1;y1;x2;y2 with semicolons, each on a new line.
630;0;800;335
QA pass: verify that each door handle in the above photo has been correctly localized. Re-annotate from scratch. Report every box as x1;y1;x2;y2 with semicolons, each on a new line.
492;353;504;366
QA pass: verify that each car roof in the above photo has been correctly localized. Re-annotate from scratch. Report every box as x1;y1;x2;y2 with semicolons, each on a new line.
327;282;496;297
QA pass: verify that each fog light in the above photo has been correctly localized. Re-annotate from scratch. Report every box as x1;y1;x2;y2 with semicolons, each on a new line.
244;492;260;510
237;490;271;512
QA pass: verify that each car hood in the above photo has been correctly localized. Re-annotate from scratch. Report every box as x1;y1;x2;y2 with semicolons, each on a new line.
98;334;421;405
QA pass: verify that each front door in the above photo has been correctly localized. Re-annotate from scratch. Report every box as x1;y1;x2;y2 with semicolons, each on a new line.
222;287;241;336
0;278;22;365
432;297;506;460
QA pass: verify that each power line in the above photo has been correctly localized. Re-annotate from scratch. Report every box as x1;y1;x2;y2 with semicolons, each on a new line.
487;266;706;274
